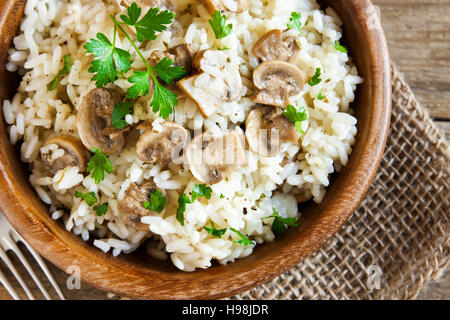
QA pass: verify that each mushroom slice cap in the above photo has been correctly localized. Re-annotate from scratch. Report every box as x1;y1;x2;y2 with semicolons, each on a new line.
41;135;90;174
252;60;304;108
136;121;189;167
177;50;243;118
150;44;193;75
118;179;167;231
252;29;301;64
77;88;126;155
186;128;246;184
245;106;298;157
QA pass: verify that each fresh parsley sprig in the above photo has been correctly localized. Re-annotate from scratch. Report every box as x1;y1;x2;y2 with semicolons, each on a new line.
209;10;233;40
176;184;213;226
308;67;322;86
287;12;302;34
203;222;227;239
84;2;185;120
84;31;132;88
230;228;254;247
284;104;308;133
93;202;109;216
112;101;133;129
75;191;98;206
87;148;114;184
49;54;72;91
120;2;175;42
334;40;348;53
143;190;167;213
264;207;300;235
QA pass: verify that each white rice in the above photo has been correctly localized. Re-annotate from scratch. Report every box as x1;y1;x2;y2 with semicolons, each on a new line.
2;0;362;271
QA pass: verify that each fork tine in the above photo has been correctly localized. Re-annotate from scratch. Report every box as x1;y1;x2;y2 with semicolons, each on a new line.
19;238;65;300
0;245;34;300
4;236;52;300
0;267;20;300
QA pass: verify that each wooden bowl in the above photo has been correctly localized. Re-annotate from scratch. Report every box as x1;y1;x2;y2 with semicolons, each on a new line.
0;0;390;299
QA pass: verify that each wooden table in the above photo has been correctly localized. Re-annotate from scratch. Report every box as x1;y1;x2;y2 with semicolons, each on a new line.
0;0;448;300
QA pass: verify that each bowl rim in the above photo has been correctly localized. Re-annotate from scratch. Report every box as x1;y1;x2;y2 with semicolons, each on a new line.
0;0;391;299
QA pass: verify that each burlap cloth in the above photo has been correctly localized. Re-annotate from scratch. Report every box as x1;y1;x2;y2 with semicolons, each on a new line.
230;64;449;300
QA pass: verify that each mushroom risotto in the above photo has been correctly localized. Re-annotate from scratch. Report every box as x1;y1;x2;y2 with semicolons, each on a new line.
2;0;362;271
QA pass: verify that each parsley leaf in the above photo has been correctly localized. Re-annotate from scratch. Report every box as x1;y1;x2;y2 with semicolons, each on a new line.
152;57;187;84
317;92;326;100
176;193;191;226
120;3;175;42
230;228;254;247
127;70;150;100
284;104;308;133
112;101;133;129
87;148;114;184
209;10;233;40
84;33;132;87
204;222;227;238
151;82;178;119
143;190;167;213
334;40;348;53
49;54;72;91
217;46;230;51
265;207;300;235
308;67;322;86
287;12;302;34
93;202;109;216
191;184;212;202
74;191;98;206
220;194;225;199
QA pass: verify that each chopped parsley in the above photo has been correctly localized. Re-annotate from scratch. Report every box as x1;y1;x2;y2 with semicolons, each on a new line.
284;104;308;133
317;92;326;101
230;228;254;247
334;40;348;53
84;2;182;119
308;67;322;86
217;46;230;51
74;191;98;206
220;194;225;199
49;54;72;91
176;193;191;226
143;190;166;213
287;12;302;34
209;10;233;39
87;148;114;184
203;222;227;239
93;202;109;216
191;184;212;202
265;207;300;236
111;101;133;129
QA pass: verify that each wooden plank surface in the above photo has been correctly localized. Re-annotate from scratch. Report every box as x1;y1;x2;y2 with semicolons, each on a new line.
0;0;448;300
372;0;450;120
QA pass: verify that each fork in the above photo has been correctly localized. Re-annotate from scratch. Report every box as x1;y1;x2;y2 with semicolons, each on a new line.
0;212;65;300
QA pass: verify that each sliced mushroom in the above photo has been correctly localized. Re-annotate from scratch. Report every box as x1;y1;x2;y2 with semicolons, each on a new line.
118;179;167;231
202;0;249;14
136;121;188;167
150;44;193;75
245;106;298;157
252;29;301;64
77;88;126;155
177;50;243;118
119;0;174;12
41;135;90;174
186;128;246;184
252;60;304;108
